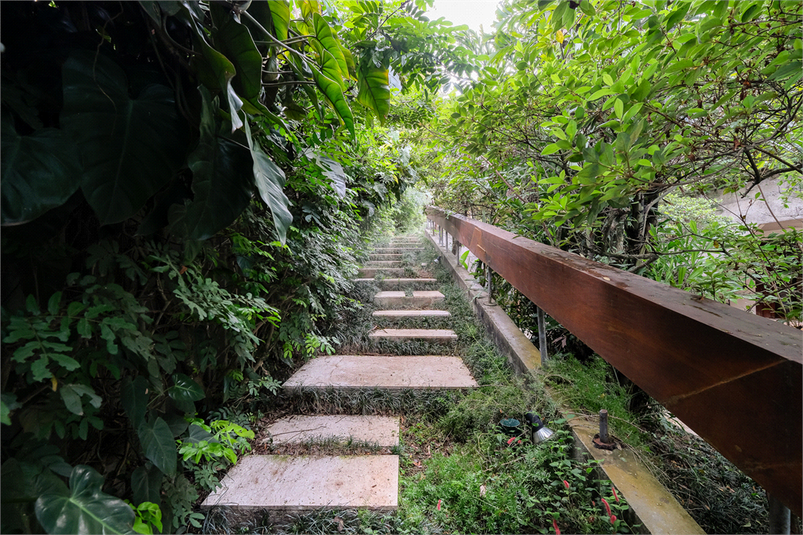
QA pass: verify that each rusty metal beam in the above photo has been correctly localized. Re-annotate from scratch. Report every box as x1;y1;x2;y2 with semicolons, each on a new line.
427;206;802;516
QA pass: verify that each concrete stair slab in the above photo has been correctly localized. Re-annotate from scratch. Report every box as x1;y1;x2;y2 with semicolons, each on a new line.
365;261;402;268
369;329;457;342
372;248;424;254
374;290;444;308
202;455;398;510
353;278;437;289
283;355;477;389
357;267;406;278
369;254;403;261
373;310;451;318
265;415;399;446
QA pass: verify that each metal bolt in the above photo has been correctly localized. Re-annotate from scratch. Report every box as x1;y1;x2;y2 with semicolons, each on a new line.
599;409;609;444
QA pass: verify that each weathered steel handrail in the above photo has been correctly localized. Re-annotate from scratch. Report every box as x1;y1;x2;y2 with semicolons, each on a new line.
426;206;802;516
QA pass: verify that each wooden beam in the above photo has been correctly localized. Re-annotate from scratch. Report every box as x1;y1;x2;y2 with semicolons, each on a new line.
427;206;802;516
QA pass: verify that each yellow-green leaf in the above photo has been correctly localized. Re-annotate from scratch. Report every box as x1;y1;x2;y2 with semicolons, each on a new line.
313;14;348;87
310;63;354;136
357;58;390;123
267;0;290;41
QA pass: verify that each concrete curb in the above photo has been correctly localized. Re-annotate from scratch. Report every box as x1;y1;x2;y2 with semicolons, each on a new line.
424;228;705;535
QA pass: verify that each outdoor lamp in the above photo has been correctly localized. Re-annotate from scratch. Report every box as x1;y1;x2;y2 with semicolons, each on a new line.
525;412;555;444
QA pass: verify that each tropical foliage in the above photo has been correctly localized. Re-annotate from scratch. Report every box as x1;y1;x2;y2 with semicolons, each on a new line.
0;0;451;532
424;0;801;318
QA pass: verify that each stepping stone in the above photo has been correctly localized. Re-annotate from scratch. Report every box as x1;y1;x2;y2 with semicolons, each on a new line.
369;254;403;261
365;260;402;268
374;290;444;308
369;329;457;342
201;455;398;511
264;415;399;446
283;355;478;389
358;267;406;278
373;248;424;253
373;310;451;318
353;277;438;289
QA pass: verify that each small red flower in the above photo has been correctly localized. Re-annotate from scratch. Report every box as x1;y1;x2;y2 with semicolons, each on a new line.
563;480;570;490
610;515;617;525
612;485;620;502
552;518;561;535
437;499;442;511
601;497;612;516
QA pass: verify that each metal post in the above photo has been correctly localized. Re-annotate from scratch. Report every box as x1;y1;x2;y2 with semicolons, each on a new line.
439;226;443;246
599;409;609;444
537;305;548;362
486;264;494;305
769;494;791;534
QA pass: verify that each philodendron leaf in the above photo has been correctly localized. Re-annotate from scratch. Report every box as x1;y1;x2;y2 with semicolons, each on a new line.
267;0;290;41
313;14;349;85
61;50;186;225
1;116;81;226
168;88;253;241
244;121;292;244
216;13;263;101
35;465;135;535
309;63;355;136
187;14;243;131
305;149;347;198
357;57;390;123
168;374;205;402
121;376;149;429
137;417;177;476
131;464;162;506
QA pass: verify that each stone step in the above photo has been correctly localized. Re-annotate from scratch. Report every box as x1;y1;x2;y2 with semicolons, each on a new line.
374;290;444;308
201;455;398;511
372;248;424;254
372;310;451;318
353;277;438;289
369;253;403;261
283;355;477;390
358;267;406;278
365;260;402;268
264;415;399;446
369;329;457;343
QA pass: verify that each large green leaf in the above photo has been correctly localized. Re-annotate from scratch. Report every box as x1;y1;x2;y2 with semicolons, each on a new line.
187;15;243;132
244;121;292;244
310;63;355;136
131;465;163;506
357;57;390;122
267;0;290;41
215;6;263;101
60;51;186;225
168;374;205;402
313;14;349;85
306;150;347;198
1;117;80;226
35;465;135;534
121;377;149;429
137;418;177;476
168;89;253;241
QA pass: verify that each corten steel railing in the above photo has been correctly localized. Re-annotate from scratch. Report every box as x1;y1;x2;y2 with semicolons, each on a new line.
426;206;802;516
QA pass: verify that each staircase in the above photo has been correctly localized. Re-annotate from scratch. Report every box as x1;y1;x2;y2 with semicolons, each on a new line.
201;234;477;512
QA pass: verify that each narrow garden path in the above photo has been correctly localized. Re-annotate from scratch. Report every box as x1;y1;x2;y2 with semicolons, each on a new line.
201;234;477;512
